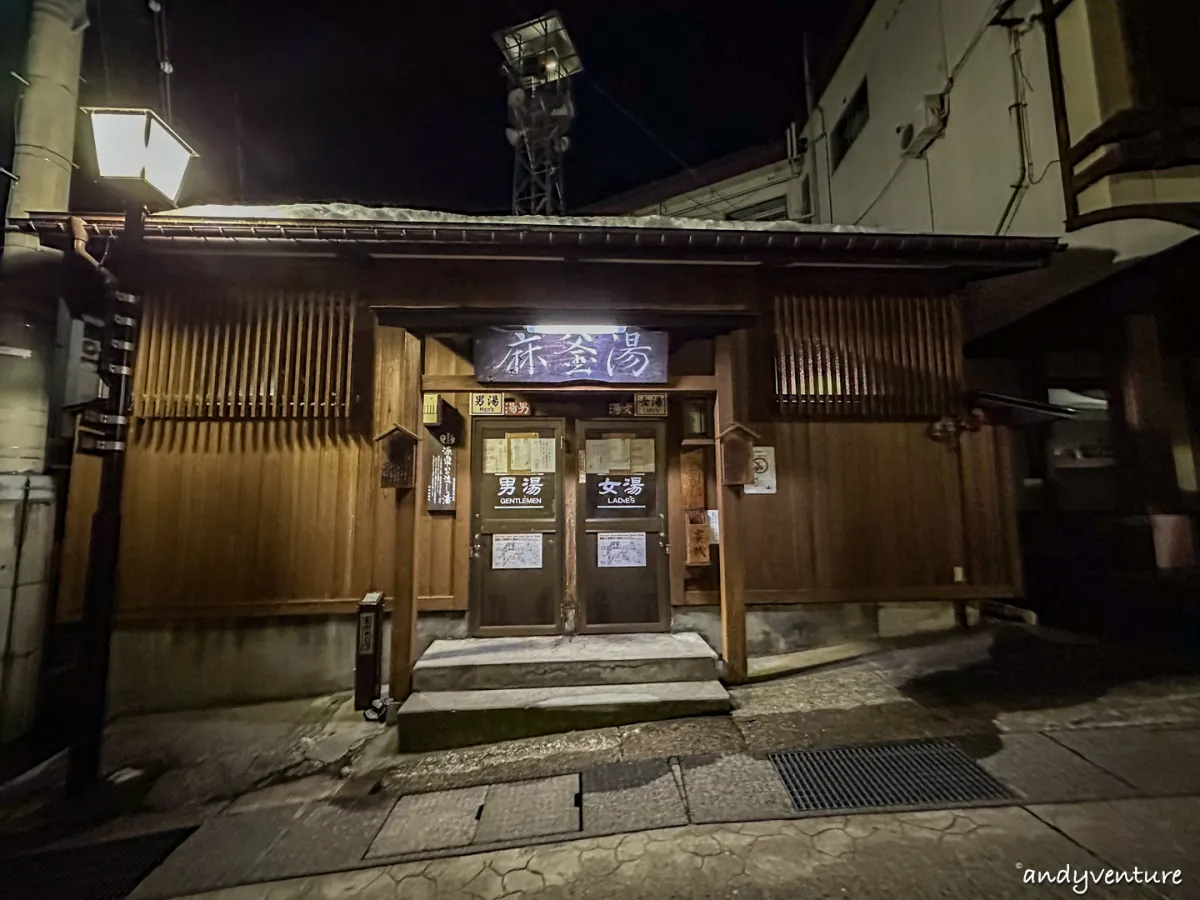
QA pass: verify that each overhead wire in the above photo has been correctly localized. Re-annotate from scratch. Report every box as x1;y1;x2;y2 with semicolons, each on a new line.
148;0;173;123
94;0;112;101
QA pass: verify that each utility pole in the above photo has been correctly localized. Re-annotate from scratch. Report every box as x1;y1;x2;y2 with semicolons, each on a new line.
0;0;89;742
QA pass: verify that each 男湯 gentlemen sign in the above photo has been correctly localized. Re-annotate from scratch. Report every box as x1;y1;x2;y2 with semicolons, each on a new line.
475;328;669;385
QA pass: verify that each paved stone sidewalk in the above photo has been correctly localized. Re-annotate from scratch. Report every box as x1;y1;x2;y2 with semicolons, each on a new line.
9;624;1200;898
116;720;1200;899
172;797;1199;899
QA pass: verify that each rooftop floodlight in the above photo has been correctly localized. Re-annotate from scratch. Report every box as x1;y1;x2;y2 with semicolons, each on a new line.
494;10;583;89
83;107;197;208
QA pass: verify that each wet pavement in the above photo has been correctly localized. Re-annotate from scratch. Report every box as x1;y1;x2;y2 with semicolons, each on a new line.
5;623;1200;898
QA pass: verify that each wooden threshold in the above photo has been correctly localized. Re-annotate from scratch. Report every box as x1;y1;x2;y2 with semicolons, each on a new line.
745;586;1021;605
115;599;379;623
672;586;1021;607
418;594;467;612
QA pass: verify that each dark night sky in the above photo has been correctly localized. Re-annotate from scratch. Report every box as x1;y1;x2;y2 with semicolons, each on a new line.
8;1;852;215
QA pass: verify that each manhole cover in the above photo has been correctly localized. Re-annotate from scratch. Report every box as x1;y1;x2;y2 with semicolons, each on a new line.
768;739;1015;814
2;827;196;900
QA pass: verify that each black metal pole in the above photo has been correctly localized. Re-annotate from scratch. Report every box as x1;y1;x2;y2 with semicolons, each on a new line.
66;203;143;794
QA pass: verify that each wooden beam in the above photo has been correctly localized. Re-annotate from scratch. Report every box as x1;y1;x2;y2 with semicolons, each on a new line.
742;586;1021;604
418;594;467;611
670;586;1022;608
995;428;1024;594
115;599;375;621
389;329;424;708
109;582;1022;622
421;374;717;393
714;333;747;684
1119;315;1180;513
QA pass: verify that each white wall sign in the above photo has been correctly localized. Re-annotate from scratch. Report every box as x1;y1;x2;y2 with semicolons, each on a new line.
744;446;777;494
597;532;647;568
634;393;667;416
492;533;543;569
470;392;504;416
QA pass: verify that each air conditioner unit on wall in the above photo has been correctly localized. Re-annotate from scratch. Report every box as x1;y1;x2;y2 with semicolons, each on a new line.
899;93;948;159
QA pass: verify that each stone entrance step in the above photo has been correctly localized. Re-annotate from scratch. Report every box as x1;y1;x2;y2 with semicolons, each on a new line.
411;632;720;692
395;681;731;752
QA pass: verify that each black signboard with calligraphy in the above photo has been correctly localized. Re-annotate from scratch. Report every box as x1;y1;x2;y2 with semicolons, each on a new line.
475;328;669;385
425;437;457;512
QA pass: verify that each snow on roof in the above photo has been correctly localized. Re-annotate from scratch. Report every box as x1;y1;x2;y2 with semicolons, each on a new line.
165;202;887;235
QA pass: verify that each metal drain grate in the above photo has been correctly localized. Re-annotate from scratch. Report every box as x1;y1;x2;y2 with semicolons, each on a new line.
769;739;1016;814
2;826;196;900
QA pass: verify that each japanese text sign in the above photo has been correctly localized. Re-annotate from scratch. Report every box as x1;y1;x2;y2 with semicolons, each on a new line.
475;328;668;384
470;392;504;416
492;474;549;511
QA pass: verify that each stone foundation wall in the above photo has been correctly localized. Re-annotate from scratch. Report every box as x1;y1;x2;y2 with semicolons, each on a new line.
107;602;965;715
108;611;468;716
672;602;963;658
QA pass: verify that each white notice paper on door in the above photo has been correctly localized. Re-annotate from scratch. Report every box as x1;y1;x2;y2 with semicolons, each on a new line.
532;438;557;473
585;440;609;474
597;532;647;568
630;438;656;473
483;439;508;474
606;438;632;472
492;533;543;569
507;434;536;472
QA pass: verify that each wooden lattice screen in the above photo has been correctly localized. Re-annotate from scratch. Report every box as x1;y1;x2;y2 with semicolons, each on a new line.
773;294;962;418
132;291;358;419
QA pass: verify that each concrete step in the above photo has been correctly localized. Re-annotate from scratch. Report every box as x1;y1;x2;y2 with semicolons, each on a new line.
411;633;720;692
395;680;732;752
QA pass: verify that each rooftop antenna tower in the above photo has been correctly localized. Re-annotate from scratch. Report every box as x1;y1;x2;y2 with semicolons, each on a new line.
495;11;582;216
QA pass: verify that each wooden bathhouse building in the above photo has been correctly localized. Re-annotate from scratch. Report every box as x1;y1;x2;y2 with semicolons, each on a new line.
17;205;1058;741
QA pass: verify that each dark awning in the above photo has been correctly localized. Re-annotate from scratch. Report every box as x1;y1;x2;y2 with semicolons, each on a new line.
966;390;1076;427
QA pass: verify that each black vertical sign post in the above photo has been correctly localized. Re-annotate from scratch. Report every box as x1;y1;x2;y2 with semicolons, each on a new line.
354;592;383;710
67;204;144;794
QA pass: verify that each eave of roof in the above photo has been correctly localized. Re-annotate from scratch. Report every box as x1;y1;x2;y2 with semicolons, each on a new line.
10;210;1060;276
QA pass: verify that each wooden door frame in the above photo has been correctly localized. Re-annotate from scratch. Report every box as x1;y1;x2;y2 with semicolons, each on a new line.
468;416;566;637
574;419;671;634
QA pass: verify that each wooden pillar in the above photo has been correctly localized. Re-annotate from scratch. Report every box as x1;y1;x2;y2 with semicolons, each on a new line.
373;325;423;704
1117;314;1195;568
391;443;421;703
1119;315;1180;513
714;332;748;684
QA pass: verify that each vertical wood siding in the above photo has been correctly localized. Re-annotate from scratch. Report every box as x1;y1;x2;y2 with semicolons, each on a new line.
773;295;961;418
738;421;1019;600
737;297;1020;601
134;291;357;420
57;292;419;622
414;339;473;611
